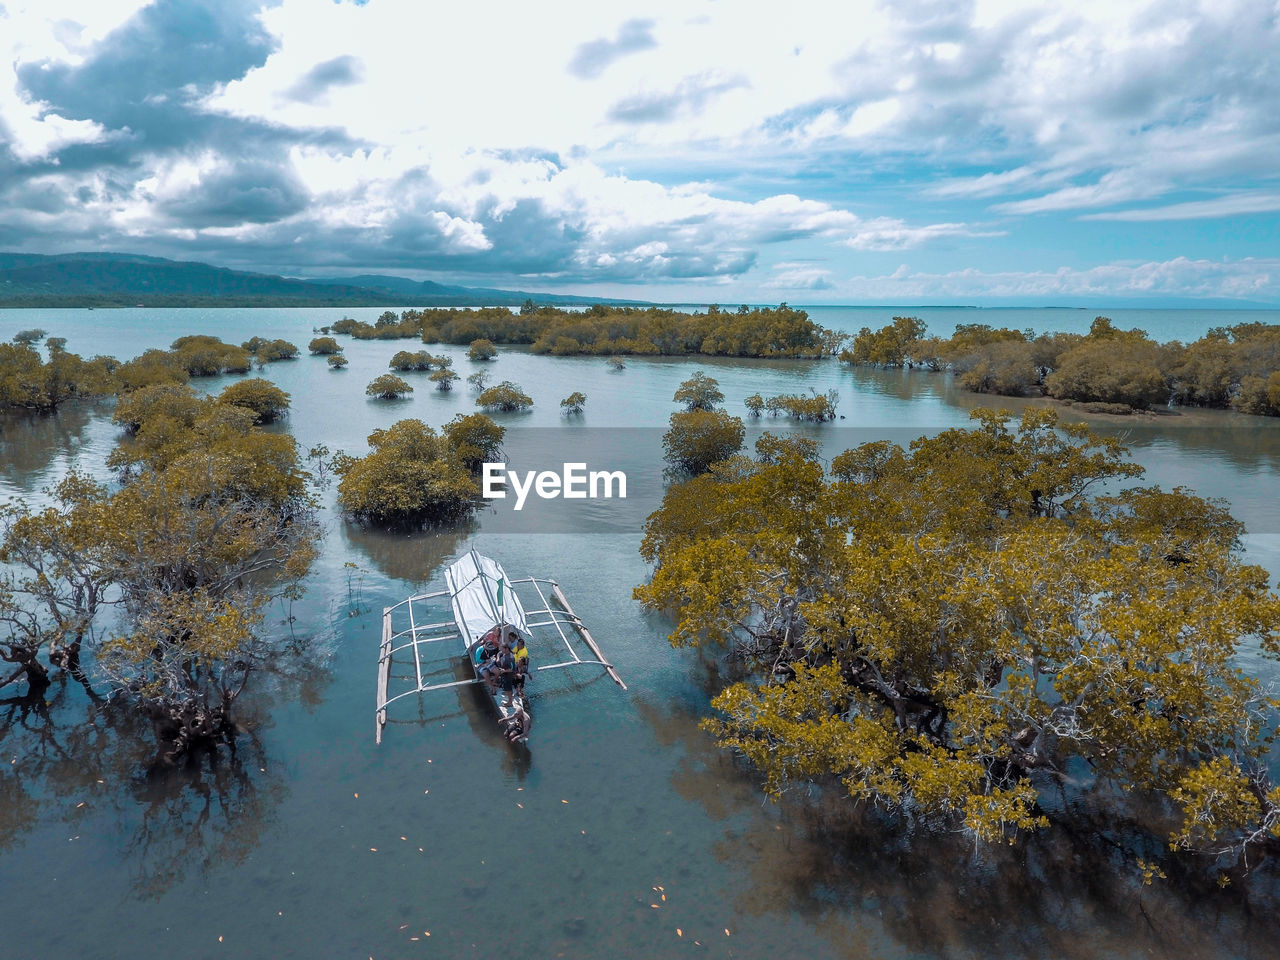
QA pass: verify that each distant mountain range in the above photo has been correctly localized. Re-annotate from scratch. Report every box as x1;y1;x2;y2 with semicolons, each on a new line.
0;252;645;308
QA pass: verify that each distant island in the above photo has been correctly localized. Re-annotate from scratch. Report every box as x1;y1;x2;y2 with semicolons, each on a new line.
0;251;648;308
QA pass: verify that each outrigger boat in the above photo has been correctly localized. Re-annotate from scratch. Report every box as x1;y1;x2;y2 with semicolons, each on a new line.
376;550;626;744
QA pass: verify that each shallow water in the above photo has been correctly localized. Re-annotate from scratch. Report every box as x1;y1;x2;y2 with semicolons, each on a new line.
2;306;1280;959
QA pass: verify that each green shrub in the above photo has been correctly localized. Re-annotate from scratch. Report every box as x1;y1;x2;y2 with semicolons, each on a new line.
673;372;724;411
335;419;478;527
476;381;532;411
430;369;460;392
309;337;342;355
662;409;745;475
217;378;291;424
366;374;414;399
560;391;587;414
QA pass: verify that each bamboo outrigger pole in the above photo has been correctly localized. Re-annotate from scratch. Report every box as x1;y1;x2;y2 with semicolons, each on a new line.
551;582;627;691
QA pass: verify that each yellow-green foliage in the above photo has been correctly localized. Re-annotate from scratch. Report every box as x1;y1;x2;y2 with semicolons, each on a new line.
110;333;280;393
467;338;498;361
366;373;413;399
308;336;341;355
1045;330;1172;409
442;412;505;472
560;391;587;414
171;335;252;375
636;407;1280;855
332;310;422;340
429;369;459;391
114;347;190;392
242;336;299;362
417;303;825;358
762;390;839;421
112;382;203;434
840;316;927;367
662;409;745;474
673;371;724;411
390;349;437;371
957;340;1038;396
476;380;532;411
846;315;1280;416
217;377;291;424
334;419;485;527
1;350;318;758
109;383;306;502
0;342;118;411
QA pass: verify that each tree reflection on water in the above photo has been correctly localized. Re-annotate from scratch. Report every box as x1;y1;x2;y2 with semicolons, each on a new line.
339;519;475;586
0;402;100;490
0;635;326;898
639;678;1280;960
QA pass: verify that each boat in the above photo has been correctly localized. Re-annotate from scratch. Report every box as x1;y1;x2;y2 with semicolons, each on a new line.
375;550;626;744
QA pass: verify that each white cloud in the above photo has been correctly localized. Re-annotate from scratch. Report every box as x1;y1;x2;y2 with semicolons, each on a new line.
2;0;1277;298
843;218;1003;251
838;257;1279;302
1080;193;1280;222
194;0;1280;216
0;0;145;159
763;263;834;290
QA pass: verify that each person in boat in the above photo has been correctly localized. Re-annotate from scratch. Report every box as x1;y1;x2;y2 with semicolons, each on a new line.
504;699;531;743
475;627;503;690
494;640;518;704
509;632;529;694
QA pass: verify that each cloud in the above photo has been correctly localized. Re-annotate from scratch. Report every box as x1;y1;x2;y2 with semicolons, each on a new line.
0;0;1276;300
568;18;657;79
992;171;1168;216
607;73;748;125
15;0;279;142
1079;192;1280;222
838;257;1280;303
157;159;311;227
283;55;363;104
843;218;1003;251
763;263;834;290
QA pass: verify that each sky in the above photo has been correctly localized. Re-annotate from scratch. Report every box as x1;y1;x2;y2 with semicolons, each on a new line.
0;0;1278;305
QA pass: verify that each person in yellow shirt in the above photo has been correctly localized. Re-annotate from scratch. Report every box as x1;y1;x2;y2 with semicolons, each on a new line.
509;631;530;696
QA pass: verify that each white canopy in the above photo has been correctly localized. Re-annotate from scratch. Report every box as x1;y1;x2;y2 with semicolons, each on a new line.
444;550;530;647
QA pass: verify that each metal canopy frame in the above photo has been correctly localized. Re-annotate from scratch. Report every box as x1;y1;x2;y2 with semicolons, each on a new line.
376;558;626;743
